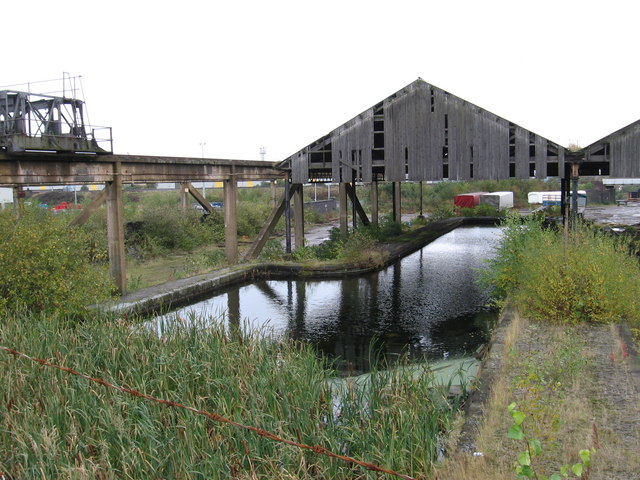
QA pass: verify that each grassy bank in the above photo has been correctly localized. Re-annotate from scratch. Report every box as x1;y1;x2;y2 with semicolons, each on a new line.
1;312;463;479
435;312;640;479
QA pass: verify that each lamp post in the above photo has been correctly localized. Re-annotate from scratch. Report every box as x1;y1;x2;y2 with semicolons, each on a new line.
199;142;207;198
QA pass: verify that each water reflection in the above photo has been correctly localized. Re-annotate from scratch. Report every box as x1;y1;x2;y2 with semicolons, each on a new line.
153;226;502;374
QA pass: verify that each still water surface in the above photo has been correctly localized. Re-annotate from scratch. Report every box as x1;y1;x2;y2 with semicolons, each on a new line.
153;226;502;374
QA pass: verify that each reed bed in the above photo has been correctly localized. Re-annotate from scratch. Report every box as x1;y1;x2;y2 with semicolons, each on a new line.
1;312;461;479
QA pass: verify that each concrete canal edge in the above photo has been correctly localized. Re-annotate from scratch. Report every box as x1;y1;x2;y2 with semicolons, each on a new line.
452;301;516;454
101;216;500;317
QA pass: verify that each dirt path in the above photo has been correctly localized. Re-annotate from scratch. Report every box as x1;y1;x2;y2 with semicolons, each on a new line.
436;311;640;480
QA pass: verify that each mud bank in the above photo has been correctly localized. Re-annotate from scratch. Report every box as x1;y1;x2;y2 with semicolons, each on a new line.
103;217;499;317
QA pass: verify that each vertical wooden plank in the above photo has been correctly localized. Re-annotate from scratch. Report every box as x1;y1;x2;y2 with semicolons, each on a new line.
370;180;379;225
535;134;545;179
293;184;305;250
339;182;348;234
515;126;528;179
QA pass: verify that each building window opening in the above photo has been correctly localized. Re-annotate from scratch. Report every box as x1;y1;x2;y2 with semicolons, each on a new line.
509;162;516;178
529;131;536;157
430;88;435;112
529;162;536;177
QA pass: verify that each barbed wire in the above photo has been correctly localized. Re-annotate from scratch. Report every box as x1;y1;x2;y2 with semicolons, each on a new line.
0;344;415;480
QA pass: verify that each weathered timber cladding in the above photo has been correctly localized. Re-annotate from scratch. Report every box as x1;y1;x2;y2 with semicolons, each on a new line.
282;79;568;183
514;125;529;178
585;120;640;177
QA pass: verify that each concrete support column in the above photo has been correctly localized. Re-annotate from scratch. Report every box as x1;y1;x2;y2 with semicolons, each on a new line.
270;180;277;207
293;184;305;250
392;182;402;223
180;182;189;211
224;177;238;263
12;185;25;219
339;182;348;235
106;162;127;295
370;181;379;225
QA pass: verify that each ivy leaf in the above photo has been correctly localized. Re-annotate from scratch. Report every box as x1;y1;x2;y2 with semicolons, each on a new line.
508;424;524;440
549;474;562;480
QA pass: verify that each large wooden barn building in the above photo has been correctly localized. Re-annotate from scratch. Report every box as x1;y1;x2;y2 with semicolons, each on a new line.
280;78;567;184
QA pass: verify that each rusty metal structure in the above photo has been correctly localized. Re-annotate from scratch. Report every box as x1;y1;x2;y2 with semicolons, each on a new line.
0;90;112;154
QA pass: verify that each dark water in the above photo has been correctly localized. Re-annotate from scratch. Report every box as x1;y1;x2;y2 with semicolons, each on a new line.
153;226;502;374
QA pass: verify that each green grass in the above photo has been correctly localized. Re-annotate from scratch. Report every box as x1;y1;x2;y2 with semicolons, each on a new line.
1;312;462;479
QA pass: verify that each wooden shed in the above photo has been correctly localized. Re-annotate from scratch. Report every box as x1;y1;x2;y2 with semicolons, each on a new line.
278;78;565;184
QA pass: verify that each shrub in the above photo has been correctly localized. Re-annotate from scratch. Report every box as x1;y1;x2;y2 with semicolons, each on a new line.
484;214;640;325
0;209;113;316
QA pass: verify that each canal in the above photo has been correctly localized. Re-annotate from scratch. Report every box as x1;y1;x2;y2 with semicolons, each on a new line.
152;225;502;374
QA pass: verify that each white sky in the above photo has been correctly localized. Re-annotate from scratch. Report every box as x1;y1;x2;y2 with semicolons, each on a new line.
4;0;640;161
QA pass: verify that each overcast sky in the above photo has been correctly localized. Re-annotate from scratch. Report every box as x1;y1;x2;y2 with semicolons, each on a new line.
4;0;639;162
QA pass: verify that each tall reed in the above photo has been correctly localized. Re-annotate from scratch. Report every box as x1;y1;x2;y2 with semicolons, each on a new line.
1;312;460;479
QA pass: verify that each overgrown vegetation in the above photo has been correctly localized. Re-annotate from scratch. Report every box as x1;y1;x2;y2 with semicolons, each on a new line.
260;215;407;264
0;312;462;478
483;213;640;326
0;208;113;317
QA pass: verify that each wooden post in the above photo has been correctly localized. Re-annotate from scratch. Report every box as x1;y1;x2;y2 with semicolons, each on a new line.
351;182;357;230
392;182;402;223
339;182;348;235
370;181;379;225
293;183;305;250
69;189;106;227
106;162;127;295
284;175;292;253
224;177;238;263
419;181;424;217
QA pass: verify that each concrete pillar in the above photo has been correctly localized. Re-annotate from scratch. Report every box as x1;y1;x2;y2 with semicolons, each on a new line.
224;177;238;263
370;181;379;225
293;184;305;250
13;186;25;219
270;180;277;207
180;182;189;211
339;182;348;235
392;182;402;223
106;162;127;295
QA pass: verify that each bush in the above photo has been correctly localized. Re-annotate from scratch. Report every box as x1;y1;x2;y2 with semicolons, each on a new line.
484;214;640;325
0;209;113;316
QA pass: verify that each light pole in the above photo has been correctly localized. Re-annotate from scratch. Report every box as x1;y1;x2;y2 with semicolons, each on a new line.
199;142;207;198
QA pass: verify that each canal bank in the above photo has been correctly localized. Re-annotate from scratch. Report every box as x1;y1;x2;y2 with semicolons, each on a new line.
105;216;499;317
436;304;640;480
